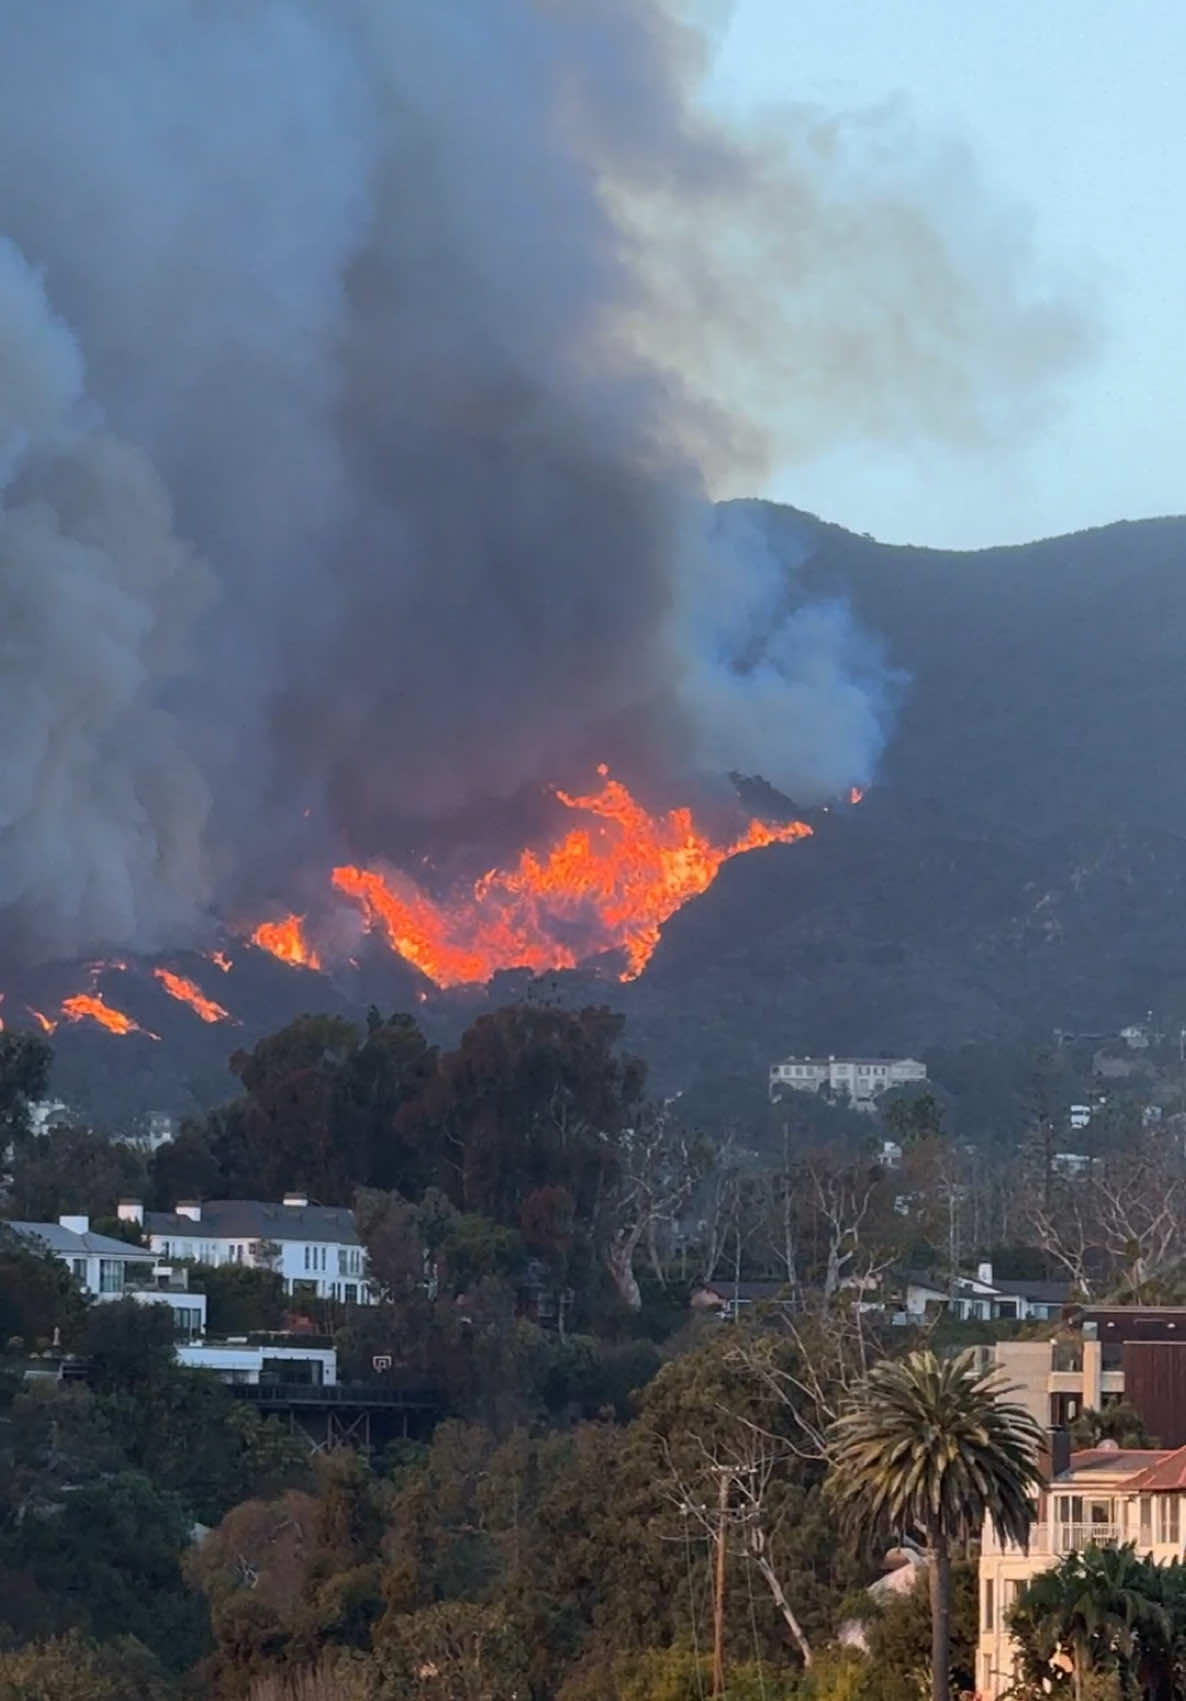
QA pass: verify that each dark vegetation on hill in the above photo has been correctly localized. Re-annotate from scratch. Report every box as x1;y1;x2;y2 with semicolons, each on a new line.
26;501;1186;1132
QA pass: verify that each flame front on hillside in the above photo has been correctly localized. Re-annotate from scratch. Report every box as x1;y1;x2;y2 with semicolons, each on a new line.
250;915;322;971
332;768;811;988
153;968;233;1024
60;992;156;1039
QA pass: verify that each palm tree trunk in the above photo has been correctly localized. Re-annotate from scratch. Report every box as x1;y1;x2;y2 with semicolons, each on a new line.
928;1527;951;1701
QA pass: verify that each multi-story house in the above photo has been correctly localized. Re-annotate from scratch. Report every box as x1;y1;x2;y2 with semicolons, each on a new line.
978;1436;1186;1698
130;1193;372;1305
768;1055;927;1110
988;1308;1186;1444
9;1215;206;1338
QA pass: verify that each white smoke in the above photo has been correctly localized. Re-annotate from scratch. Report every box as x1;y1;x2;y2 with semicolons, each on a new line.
0;1;1089;959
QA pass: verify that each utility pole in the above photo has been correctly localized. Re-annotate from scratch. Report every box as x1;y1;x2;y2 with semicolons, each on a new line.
711;1466;730;1698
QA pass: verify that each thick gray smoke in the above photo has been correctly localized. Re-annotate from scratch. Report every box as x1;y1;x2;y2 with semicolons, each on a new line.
0;0;1085;959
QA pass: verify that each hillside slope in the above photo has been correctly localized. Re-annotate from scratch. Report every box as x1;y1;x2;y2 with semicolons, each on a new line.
36;500;1186;1123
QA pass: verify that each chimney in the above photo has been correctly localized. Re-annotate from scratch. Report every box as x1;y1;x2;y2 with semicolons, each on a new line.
283;1191;309;1209
1047;1427;1071;1480
58;1214;89;1236
174;1201;201;1222
977;1260;994;1286
117;1199;143;1226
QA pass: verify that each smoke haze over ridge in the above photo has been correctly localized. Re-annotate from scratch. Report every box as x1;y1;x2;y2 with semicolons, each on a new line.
0;0;1087;962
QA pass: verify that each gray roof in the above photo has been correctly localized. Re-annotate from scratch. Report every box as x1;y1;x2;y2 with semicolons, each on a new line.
994;1277;1071;1305
144;1200;360;1246
8;1221;156;1260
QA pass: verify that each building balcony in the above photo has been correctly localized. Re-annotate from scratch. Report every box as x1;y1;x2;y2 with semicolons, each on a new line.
983;1522;1125;1556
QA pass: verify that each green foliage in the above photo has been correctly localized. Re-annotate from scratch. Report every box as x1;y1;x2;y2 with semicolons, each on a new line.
1071;1402;1152;1450
829;1349;1044;1701
861;1564;978;1700
0;1225;88;1350
828;1349;1045;1549
1009;1543;1186;1698
557;1643;798;1700
83;1294;177;1390
2;1471;210;1669
0;1630;177;1701
0;1029;52;1150
187;1260;287;1334
5;1124;147;1221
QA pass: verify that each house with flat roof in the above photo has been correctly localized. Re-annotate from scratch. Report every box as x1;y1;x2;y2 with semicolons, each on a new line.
768;1055;927;1110
128;1193;372;1305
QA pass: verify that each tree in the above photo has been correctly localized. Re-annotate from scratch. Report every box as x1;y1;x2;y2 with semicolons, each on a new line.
0;1225;88;1349
6;1124;147;1222
826;1348;1044;1701
1009;1544;1172;1701
0;1028;52;1149
0;1630;177;1701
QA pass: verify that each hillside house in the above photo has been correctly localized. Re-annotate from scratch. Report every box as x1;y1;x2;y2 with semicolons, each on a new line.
899;1262;1069;1325
132;1194;372;1305
978;1437;1186;1697
9;1216;206;1338
768;1055;927;1110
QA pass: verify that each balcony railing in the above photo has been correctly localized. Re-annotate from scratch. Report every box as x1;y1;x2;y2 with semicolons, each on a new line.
985;1523;1126;1556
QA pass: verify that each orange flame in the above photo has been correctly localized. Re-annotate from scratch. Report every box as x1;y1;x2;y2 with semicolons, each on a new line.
60;991;157;1039
153;968;233;1024
207;949;233;973
27;1007;58;1034
251;914;322;971
332;768;811;988
849;786;864;805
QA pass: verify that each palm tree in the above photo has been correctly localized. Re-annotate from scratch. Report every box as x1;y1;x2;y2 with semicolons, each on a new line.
1012;1545;1172;1701
826;1347;1045;1701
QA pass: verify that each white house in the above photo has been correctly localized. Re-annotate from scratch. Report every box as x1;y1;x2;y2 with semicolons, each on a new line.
768;1055;927;1111
134;1194;372;1305
177;1339;337;1386
8;1215;206;1338
899;1262;1069;1325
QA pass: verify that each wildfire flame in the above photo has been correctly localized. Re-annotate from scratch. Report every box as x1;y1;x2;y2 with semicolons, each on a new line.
250;915;322;971
27;1007;57;1034
153;968;233;1024
849;786;864;805
60;991;157;1039
332;767;811;988
208;949;233;973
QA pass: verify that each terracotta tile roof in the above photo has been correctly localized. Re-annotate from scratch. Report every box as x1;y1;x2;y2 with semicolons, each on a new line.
1059;1448;1170;1479
1120;1445;1186;1492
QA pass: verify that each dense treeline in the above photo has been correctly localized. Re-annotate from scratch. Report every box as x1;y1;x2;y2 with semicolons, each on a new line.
7;1001;1186;1696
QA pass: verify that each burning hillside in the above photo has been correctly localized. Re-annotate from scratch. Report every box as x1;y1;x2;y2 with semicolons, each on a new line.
0;771;816;1039
327;769;811;988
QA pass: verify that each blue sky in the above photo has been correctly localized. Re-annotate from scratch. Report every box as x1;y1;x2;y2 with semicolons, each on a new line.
703;0;1185;548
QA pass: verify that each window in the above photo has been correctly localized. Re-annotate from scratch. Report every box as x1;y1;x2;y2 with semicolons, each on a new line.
345;1283;358;1305
1158;1497;1180;1545
72;1257;88;1283
304;1245;311;1270
339;1249;348;1275
1141;1496;1153;1547
981;1655;992;1694
983;1577;994;1630
99;1258;124;1294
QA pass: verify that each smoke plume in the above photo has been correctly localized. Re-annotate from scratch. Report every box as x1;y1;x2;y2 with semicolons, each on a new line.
0;0;1085;960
